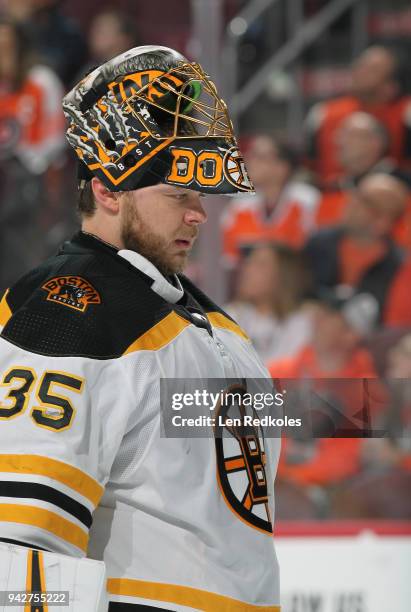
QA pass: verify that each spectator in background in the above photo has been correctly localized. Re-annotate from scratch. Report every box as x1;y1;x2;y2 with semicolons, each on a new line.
271;293;378;498
305;46;411;186
330;334;411;519
316;112;411;246
0;18;65;173
225;242;313;364
0;18;65;293
268;293;376;380
4;0;87;87
317;112;391;225
221;134;320;268
305;174;408;327
81;8;139;77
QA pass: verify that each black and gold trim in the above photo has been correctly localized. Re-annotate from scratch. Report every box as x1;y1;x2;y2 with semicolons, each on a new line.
0;504;88;552
0;454;102;552
0;289;12;329
107;578;281;611
0;481;92;528
0;455;103;506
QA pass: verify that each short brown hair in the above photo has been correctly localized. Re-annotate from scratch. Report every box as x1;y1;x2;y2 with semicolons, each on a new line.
77;181;97;217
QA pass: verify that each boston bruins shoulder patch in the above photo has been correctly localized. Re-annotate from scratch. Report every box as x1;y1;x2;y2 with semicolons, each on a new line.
42;276;101;313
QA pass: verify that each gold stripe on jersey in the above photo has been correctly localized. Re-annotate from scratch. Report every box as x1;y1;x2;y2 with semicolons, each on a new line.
0;455;103;506
107;578;281;611
123;311;190;354
208;311;249;340
0;290;12;328
0;504;88;552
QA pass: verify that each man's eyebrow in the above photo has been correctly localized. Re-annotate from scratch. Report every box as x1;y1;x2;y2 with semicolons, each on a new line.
163;187;199;195
159;185;185;193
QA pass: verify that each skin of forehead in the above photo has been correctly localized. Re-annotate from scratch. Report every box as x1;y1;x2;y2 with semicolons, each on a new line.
358;176;408;214
341;113;383;136
355;47;396;73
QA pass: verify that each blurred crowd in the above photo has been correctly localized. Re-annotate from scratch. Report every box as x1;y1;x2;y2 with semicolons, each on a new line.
223;44;411;520
0;0;138;289
0;1;410;519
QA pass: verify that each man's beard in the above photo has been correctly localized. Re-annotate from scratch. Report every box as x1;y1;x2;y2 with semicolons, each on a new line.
120;198;191;276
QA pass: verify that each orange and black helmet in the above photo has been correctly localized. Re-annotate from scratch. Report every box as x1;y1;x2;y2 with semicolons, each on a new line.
63;45;254;195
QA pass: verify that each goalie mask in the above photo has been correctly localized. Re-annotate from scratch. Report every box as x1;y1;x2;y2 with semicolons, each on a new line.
63;45;254;195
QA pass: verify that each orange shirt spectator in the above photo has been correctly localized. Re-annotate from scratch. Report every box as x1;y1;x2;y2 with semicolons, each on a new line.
222;186;320;266
278;437;362;487
305;175;408;326
307;96;411;185
312;112;411;249
0;20;65;174
0;66;65;173
316;188;411;250
221;134;320;267
305;47;411;185
0;19;65;293
271;342;377;487
269;297;379;488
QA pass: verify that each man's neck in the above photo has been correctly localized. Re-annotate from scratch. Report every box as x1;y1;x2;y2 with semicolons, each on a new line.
260;183;286;214
81;220;123;250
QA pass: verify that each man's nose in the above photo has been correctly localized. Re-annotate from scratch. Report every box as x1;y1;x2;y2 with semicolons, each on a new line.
184;199;208;225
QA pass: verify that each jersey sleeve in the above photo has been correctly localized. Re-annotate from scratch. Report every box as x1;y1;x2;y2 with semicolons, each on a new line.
0;335;135;557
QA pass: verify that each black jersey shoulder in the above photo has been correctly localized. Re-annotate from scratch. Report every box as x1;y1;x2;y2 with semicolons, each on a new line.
1;232;176;359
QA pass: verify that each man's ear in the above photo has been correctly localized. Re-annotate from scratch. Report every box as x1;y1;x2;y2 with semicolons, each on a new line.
91;178;121;215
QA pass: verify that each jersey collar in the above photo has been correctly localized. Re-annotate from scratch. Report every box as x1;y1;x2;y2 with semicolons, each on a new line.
118;249;184;304
72;231;184;303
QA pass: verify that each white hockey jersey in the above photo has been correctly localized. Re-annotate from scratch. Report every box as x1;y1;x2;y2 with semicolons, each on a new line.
0;231;281;611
